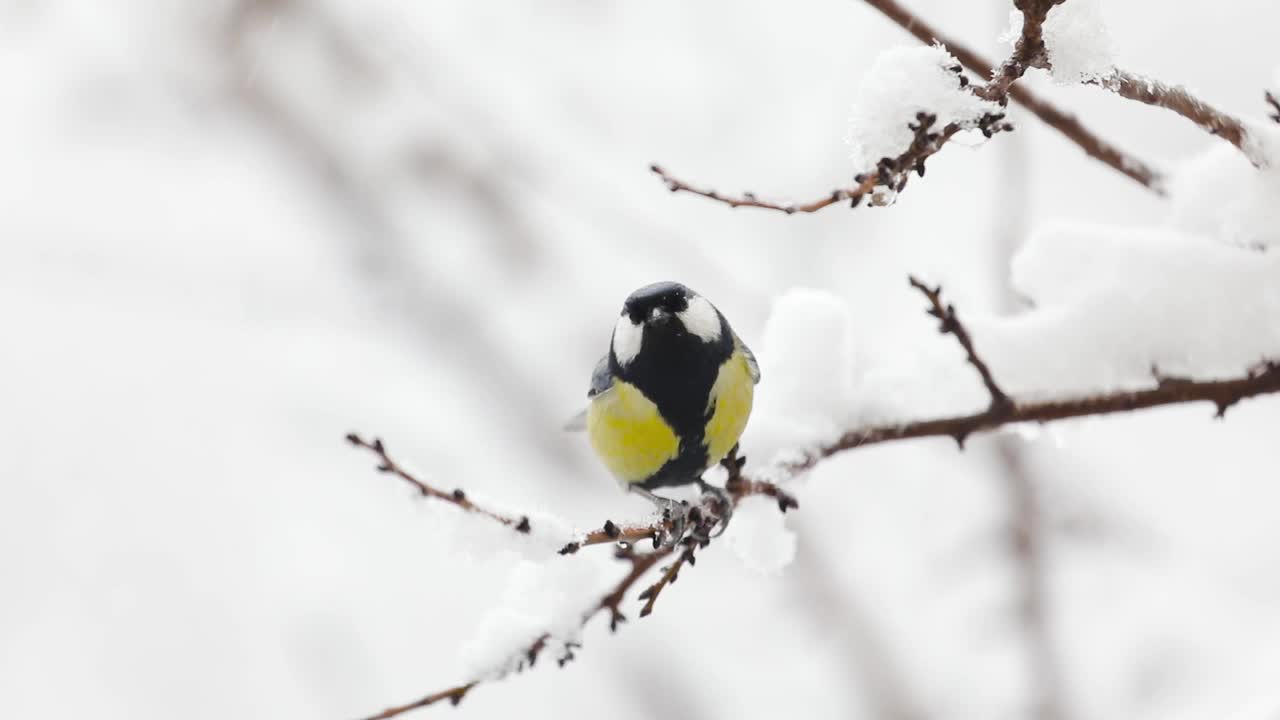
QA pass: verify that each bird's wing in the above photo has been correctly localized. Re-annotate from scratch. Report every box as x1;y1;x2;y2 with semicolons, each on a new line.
563;354;614;431
736;332;761;384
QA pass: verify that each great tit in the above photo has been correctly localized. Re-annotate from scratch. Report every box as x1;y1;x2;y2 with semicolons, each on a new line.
570;281;759;536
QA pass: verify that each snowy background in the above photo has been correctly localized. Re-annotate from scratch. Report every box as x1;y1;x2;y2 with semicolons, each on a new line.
2;1;1279;719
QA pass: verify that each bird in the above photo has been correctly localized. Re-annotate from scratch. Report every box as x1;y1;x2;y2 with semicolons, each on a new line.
568;281;759;541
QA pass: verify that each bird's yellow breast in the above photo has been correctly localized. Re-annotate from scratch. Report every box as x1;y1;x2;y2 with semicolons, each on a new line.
704;350;754;465
586;350;754;486
586;379;681;485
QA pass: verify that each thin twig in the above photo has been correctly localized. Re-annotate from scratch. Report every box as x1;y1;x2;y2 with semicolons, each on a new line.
1267;91;1280;124
360;542;675;720
859;0;1165;193
908;277;1013;415
345;433;532;533
558;520;665;555
357;684;477;720
1096;70;1267;167
653;111;1006;214
638;546;696;618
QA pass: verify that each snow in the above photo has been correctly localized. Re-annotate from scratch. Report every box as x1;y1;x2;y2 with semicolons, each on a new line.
846;45;1001;169
721;496;797;575
741;288;857;469
460;554;613;680
7;3;1280;720
752;221;1279;439
1006;0;1116;84
995;222;1280;388
1169;123;1280;249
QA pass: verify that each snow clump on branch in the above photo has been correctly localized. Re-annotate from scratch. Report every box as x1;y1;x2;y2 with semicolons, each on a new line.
1005;0;1116;84
846;45;1001;169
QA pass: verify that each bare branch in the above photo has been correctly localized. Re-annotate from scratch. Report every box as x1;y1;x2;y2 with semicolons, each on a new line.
346;433;532;533
1096;70;1267;167
908;277;1013;416
650;164;870;215
1264;91;1280;124
356;684;476;720
798;362;1280;469
859;0;1165;193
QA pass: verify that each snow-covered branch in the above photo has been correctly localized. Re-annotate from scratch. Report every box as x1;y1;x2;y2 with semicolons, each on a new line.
1095;71;1269;168
652;107;1010;214
782;281;1280;467
651;0;1076;213
859;0;1165;193
350;447;795;720
351;269;1278;719
656;0;1280;212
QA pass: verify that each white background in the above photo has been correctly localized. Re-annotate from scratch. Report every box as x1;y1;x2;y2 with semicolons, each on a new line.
2;1;1278;719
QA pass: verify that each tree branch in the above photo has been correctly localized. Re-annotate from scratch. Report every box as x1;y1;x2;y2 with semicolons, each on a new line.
787;280;1280;467
345;433;532;533
858;0;1165;193
1096;70;1268;167
652;110;1008;215
651;2;1064;213
795;363;1280;469
353;448;791;719
908;276;1013;417
1266;91;1280;124
358;541;676;720
352;279;1278;719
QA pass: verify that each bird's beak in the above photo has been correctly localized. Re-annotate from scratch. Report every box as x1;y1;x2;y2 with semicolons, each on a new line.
648;307;671;326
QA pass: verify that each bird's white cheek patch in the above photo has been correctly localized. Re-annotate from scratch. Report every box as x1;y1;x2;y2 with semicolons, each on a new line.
612;316;643;366
678;295;722;342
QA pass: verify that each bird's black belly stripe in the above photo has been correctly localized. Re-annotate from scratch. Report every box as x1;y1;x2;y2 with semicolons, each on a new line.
612;316;734;489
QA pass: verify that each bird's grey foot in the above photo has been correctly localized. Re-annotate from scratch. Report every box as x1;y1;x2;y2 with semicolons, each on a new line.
695;479;733;539
631;486;691;547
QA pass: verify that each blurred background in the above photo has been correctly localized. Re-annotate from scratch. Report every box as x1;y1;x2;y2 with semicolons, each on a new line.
2;1;1279;718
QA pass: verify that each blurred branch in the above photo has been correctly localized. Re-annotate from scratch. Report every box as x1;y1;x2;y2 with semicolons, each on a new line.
1095;70;1269;167
994;441;1068;720
1267;91;1280;124
220;0;587;474
859;0;1166;193
790;542;928;720
346;434;531;532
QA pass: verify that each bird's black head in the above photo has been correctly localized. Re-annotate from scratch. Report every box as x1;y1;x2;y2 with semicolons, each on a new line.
610;281;728;371
622;281;691;329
